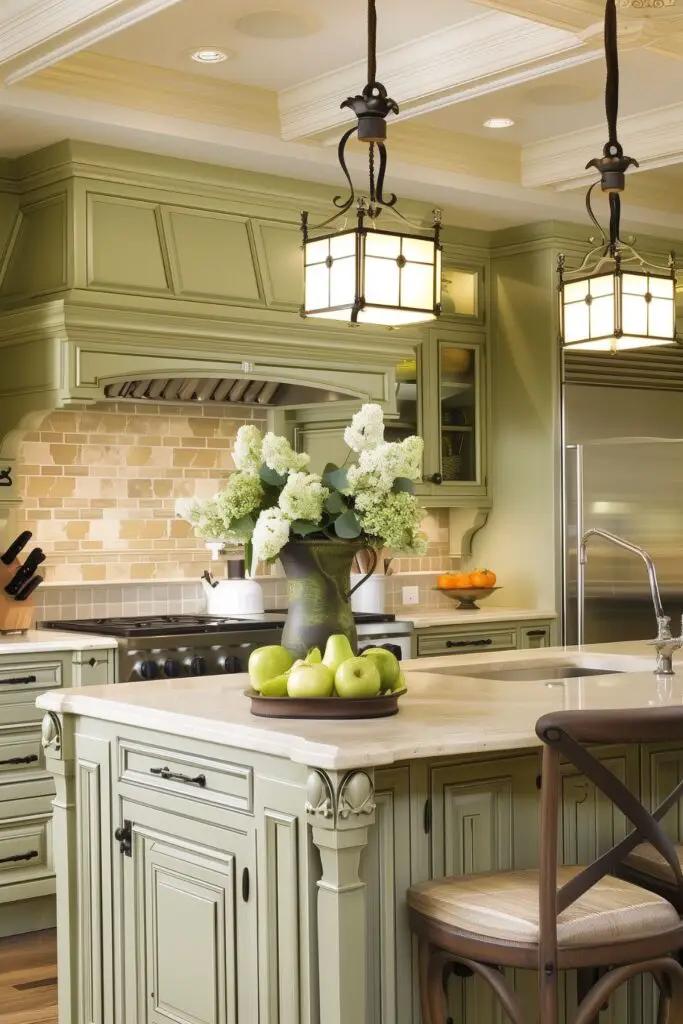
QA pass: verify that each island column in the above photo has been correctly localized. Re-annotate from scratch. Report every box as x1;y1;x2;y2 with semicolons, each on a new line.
306;766;376;1024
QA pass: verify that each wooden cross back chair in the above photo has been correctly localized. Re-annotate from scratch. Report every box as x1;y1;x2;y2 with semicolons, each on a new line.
408;707;683;1023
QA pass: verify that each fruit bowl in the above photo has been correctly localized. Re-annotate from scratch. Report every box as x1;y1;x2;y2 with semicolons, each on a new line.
245;688;407;719
434;586;502;610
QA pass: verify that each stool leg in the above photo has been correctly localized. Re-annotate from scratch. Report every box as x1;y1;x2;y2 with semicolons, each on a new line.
577;968;601;1024
418;941;434;1024
428;951;451;1024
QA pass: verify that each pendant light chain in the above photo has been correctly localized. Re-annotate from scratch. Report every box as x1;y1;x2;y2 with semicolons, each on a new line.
604;0;619;150
367;0;377;84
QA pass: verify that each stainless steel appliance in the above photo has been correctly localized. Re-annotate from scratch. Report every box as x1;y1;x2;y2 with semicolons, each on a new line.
563;380;683;645
41;612;413;682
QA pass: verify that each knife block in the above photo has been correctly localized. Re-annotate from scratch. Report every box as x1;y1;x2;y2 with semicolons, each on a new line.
0;559;35;633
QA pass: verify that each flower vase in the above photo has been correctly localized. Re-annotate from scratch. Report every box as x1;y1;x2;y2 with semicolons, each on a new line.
279;539;363;658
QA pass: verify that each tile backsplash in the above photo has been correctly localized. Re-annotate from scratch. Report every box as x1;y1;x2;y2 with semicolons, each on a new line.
15;400;458;602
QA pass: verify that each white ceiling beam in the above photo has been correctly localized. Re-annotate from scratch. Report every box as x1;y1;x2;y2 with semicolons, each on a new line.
522;101;683;190
278;10;595;141
0;0;184;85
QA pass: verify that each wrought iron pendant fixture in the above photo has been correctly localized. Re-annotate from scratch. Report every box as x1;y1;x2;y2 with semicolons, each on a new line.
300;0;442;327
557;0;677;354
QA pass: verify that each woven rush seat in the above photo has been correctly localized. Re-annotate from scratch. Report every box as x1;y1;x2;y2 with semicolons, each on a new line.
408;866;680;948
623;843;683;885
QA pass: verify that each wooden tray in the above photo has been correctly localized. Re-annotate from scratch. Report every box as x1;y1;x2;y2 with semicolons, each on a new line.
245;688;407;720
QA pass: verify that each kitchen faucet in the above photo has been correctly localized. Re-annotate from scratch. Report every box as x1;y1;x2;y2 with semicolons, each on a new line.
579;528;683;675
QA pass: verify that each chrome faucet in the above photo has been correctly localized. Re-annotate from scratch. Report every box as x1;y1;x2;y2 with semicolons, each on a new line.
579;528;683;675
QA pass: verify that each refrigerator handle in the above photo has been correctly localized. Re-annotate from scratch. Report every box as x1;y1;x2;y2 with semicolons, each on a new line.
575;444;585;646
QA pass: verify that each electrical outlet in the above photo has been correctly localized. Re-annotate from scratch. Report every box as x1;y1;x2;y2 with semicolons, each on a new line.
402;586;419;606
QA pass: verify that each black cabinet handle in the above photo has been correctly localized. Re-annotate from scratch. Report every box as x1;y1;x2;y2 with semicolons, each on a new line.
0;754;38;767
0;849;38;865
0;675;37;686
445;638;493;649
242;867;250;902
425;473;443;485
526;630;547;638
149;766;207;788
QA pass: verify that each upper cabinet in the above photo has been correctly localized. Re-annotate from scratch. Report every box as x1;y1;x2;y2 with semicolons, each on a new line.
439;256;484;324
387;326;490;507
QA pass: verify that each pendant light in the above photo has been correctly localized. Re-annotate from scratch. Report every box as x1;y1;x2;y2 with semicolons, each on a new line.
300;0;442;327
557;0;677;353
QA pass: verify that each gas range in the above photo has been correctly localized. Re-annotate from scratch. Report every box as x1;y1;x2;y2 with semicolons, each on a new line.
41;612;412;682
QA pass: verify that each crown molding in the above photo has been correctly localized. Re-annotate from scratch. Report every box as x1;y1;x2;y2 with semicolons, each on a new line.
522;101;683;189
28;52;280;136
278;10;587;140
0;0;182;84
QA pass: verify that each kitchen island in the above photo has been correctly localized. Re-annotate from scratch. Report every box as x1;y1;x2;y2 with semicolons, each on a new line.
37;641;682;1024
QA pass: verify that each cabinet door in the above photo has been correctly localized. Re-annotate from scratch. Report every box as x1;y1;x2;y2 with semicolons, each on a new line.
419;329;489;503
430;755;539;1024
416;628;517;658
363;766;414;1024
120;804;257;1024
560;746;641;1024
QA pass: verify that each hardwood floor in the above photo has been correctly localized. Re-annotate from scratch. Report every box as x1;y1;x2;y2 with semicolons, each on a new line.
0;930;57;1023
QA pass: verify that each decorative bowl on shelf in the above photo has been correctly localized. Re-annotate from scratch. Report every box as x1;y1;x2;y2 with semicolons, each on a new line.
434;586;502;610
245;688;407;720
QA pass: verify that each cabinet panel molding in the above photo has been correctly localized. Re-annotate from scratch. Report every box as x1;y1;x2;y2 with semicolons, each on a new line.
264;809;300;1024
77;758;103;1024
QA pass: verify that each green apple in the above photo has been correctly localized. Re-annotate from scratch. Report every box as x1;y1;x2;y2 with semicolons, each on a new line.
259;672;290;697
360;647;401;690
323;634;355;674
395;670;406;692
287;663;335;698
334;656;381;699
248;645;295;692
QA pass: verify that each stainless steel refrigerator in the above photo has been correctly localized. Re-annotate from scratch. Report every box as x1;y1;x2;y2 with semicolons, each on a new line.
563;383;683;645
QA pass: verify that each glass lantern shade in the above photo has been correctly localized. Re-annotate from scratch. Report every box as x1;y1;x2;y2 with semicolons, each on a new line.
303;227;441;326
560;269;677;352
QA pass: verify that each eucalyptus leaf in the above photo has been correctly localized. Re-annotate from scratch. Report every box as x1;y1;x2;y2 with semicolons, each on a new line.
324;491;348;514
392;477;416;494
259;464;288;488
291;519;322;537
232;514;255;535
323;466;349;493
334;509;362;539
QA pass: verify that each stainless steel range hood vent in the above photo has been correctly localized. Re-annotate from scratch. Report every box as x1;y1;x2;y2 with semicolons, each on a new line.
104;377;348;407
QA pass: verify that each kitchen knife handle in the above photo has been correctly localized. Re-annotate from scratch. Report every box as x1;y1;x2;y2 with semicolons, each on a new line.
0;531;32;566
5;551;46;596
14;575;43;601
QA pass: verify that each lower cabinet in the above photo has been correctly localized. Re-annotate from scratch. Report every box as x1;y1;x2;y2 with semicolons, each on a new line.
119;802;258;1024
414;618;555;658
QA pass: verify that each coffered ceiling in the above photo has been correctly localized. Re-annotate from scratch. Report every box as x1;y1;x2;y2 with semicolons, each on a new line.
2;0;683;233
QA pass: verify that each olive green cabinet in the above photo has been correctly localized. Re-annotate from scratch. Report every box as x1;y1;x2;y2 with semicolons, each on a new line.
119;802;258;1024
0;643;116;937
413;618;556;659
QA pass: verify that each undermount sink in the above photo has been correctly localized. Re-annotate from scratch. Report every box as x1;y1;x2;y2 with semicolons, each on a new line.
428;661;626;683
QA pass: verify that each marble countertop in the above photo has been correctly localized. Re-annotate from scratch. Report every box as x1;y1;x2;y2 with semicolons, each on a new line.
406;607;557;629
0;629;118;655
37;640;676;770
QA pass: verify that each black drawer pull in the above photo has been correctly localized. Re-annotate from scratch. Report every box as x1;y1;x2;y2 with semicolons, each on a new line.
0;754;38;767
1;675;37;686
0;849;38;865
149;766;206;788
445;638;493;648
526;630;547;638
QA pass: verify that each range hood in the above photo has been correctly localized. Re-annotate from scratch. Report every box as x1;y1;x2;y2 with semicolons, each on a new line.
104;375;349;407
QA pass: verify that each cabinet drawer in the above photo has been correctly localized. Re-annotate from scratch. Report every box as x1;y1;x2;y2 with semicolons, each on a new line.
0;813;52;891
118;739;253;815
0;660;63;700
0;728;44;780
417;629;517;658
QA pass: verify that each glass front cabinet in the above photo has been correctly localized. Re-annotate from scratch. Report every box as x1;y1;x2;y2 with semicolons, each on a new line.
388;327;489;506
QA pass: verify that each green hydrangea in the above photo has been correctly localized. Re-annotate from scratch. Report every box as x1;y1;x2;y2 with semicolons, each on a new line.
190;472;263;541
358;491;427;555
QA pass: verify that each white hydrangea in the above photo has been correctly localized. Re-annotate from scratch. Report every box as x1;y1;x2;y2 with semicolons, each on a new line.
279;472;329;522
232;424;263;476
262;432;310;475
344;403;385;453
346;436;424;498
252;507;291;565
174;497;201;523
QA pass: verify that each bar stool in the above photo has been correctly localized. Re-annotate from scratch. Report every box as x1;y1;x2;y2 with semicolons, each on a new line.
408;707;683;1023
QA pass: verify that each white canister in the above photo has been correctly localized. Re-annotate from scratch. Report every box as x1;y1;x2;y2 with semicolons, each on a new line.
350;573;386;615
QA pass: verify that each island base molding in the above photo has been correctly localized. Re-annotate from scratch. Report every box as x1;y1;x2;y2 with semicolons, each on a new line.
39;709;683;1024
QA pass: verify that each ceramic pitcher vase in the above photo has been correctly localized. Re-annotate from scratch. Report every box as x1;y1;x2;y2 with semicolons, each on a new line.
279;539;369;658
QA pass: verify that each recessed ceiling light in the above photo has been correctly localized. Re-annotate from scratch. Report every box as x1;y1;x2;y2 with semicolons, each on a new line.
483;118;515;129
191;48;229;64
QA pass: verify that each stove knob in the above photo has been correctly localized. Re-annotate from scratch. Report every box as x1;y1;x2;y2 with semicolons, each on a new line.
189;656;207;677
138;659;159;680
381;643;403;661
222;655;243;674
163;659;181;678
